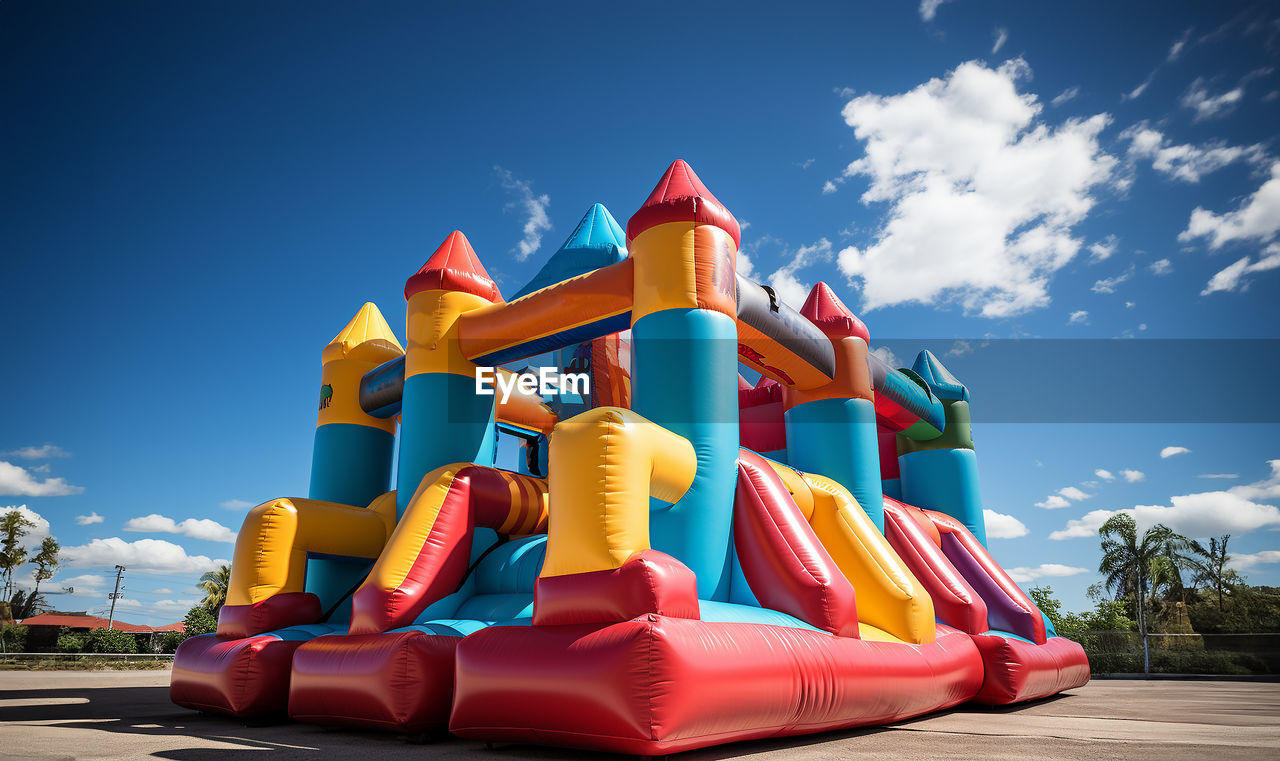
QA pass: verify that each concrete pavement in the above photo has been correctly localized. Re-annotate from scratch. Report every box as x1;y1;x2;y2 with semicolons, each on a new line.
1;670;1277;760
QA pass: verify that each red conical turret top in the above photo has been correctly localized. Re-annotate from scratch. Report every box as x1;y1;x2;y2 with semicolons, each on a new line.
801;282;869;343
626;160;741;247
404;230;503;302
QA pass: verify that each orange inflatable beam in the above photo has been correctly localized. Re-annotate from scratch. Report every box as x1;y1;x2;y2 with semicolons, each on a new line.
458;259;634;367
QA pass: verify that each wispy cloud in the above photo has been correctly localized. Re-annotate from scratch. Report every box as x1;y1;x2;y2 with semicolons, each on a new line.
919;0;949;22
494;166;552;262
1051;87;1080;107
1091;265;1134;294
992;27;1008;54
1123;27;1193;101
1067;310;1090;325
1181;78;1245;122
1161;445;1191;458
1202;245;1280;295
219;499;252;511
1149;258;1173;275
768;238;834;310
75;512;103;525
1005;563;1088;583
5;445;69;460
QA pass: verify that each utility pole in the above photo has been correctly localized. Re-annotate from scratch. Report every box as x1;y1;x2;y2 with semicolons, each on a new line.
107;565;125;630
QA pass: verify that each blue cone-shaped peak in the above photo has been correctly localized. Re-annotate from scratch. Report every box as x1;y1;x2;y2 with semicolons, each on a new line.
912;349;970;402
512;203;628;299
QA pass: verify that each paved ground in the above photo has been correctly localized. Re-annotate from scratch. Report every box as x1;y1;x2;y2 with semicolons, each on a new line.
1;670;1277;760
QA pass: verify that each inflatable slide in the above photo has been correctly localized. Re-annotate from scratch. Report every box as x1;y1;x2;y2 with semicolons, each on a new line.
171;159;1089;754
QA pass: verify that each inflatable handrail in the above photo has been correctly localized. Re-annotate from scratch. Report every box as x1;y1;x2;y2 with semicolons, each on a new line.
882;497;988;635
800;472;935;644
927;509;1047;644
349;464;548;636
539;407;696;578
735;272;836;389
226;492;397;607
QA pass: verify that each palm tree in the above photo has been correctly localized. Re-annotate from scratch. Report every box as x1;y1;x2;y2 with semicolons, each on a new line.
0;510;35;601
1098;514;1193;675
1190;535;1232;609
197;564;231;611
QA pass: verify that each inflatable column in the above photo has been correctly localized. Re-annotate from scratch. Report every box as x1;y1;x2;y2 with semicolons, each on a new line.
783;283;884;530
627;160;740;599
396;231;502;517
307;302;403;606
897;350;987;544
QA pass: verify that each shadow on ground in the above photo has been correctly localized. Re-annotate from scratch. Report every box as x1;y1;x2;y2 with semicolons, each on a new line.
0;683;904;760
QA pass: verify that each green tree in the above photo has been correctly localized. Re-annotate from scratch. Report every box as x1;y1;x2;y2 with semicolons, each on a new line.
197;564;230;612
56;629;88;653
1190;535;1232;609
1098;514;1194;674
1028;585;1062;631
183;605;218;637
0;510;35;601
10;537;60;619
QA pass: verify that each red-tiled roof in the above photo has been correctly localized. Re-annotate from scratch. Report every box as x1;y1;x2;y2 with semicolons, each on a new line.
17;612;184;634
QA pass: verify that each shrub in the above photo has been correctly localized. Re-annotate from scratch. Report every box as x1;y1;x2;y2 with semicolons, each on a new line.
55;631;88;653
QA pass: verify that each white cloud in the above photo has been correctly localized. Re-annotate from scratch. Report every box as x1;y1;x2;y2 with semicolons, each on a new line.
57;574;106;591
1181;78;1245;122
767;238;833;310
1092;266;1133;294
1161;446;1191;458
1051;87;1080;107
869;346;901;368
152;598;199;613
495;166;551;262
821;180;838;195
220;498;252;511
735;249;755;278
124;514;236;543
1005;563;1089;583
984;509;1028;539
151;587;173;595
1122;123;1267;183
0;461;84;497
62;537;227;575
75;512;104;525
1058;486;1092;501
1180;162;1280;249
1201;245;1280;295
1095;469;1115;481
1068;310;1090;325
1229;550;1280;573
798;158;815;169
5;445;69;459
992;27;1008;54
1122;469;1146;483
919;0;948;22
833;59;1116;318
0;505;51;542
1230;460;1280;501
1149;258;1173;275
1088;235;1117;261
1199;473;1238;480
1125;300;1136;309
1052;463;1280;540
1036;495;1071;510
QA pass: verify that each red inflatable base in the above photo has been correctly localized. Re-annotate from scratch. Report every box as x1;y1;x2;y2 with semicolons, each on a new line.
451;616;984;755
170;634;304;717
288;631;460;733
970;634;1091;705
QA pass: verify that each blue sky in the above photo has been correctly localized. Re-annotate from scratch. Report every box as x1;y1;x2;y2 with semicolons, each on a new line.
2;1;1278;624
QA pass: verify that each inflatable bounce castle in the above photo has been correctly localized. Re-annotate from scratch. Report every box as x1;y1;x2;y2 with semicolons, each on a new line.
171;160;1089;754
